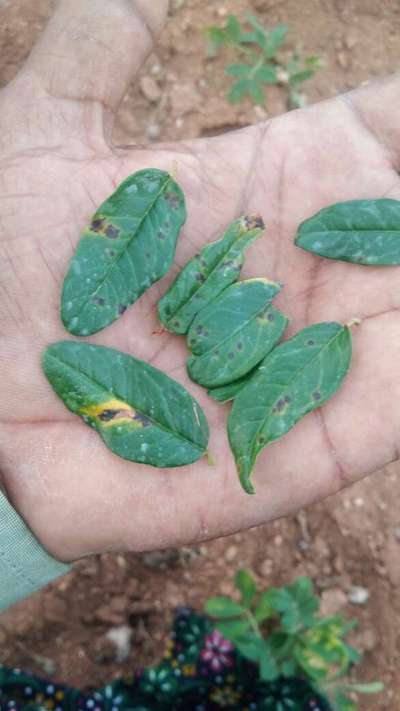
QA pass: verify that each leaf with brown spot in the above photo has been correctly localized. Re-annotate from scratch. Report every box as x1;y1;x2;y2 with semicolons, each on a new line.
158;215;265;334
42;341;209;467
61;169;186;336
228;322;353;494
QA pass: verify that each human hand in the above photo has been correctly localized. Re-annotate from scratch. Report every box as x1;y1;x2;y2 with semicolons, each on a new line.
1;0;400;561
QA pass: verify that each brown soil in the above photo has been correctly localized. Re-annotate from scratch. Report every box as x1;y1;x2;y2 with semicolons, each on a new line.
1;1;400;708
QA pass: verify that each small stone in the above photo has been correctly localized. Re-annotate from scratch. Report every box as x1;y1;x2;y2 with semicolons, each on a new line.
95;604;125;625
140;76;161;103
258;558;273;577
105;624;132;662
147;124;161;141
394;526;400;541
348;586;369;605
110;595;129;613
170;81;201;116
225;545;238;562
320;588;347;616
354;496;364;507
274;534;283;546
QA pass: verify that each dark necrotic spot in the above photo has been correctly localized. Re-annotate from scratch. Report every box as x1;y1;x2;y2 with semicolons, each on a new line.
307;339;315;346
164;191;180;209
99;409;119;422
93;297;105;306
196;273;206;283
145;251;151;259
257;434;266;445
173;320;180;327
276;398;286;412
91;217;105;232
200;259;207;267
133;412;152;427
237;341;243;351
228;352;235;360
244;214;265;230
105;224;120;239
267;312;275;322
118;304;127;315
284;395;291;404
313;390;321;401
158;231;165;240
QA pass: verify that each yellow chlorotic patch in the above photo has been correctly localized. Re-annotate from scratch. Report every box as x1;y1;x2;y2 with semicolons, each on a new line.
80;398;151;429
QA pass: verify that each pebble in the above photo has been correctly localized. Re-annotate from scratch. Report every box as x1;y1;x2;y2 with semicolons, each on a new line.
105;624;132;662
140;76;161;103
274;534;283;547
257;558;273;577
394;526;400;541
147;123;161;142
224;545;238;562
348;586;370;605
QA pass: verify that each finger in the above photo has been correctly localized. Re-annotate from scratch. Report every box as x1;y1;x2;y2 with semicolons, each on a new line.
345;74;400;169
23;0;168;113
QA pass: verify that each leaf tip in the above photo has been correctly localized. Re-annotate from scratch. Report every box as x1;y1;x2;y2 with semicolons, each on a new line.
346;317;362;329
243;214;265;231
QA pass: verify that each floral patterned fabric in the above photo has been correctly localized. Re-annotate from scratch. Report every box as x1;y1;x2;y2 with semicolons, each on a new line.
0;608;331;711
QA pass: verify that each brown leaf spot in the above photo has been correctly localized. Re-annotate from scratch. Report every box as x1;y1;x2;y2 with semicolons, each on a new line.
118;304;127;315
99;409;120;422
133;412;152;427
228;352;235;360
244;214;265;230
105;224;120;239
237;341;243;350
307;339;315;346
91;217;105;232
93;297;105;306
164;191;181;209
313;391;321;401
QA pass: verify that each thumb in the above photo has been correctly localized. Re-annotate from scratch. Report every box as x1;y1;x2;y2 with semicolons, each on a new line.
16;0;168;132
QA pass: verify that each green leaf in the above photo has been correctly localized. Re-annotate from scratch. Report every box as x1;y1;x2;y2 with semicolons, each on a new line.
158;215;264;334
259;645;279;681
205;596;246;618
42;341;209;467
226;63;251;78
226;14;243;43
215;618;252;642
234;634;265;663
187;280;286;388
257;64;278;84
228;78;251;103
295;199;400;265
235;569;257;608
254;590;277;623
206;26;227;48
265;24;289;57
228;322;353;494
208;370;256;404
248;79;266;106
288;69;314;84
61;169;186;336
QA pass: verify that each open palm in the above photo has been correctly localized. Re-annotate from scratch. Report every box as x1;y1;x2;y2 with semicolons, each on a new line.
1;1;400;562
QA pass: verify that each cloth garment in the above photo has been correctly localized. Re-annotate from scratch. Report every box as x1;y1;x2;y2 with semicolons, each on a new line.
0;490;70;611
0;608;331;711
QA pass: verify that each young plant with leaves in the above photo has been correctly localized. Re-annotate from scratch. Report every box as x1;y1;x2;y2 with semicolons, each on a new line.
205;573;383;711
206;13;322;109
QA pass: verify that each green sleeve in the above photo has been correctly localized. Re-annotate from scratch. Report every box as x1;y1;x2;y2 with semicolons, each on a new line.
0;489;71;611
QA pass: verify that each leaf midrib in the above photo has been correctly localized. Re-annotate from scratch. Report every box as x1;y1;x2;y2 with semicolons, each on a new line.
47;351;204;453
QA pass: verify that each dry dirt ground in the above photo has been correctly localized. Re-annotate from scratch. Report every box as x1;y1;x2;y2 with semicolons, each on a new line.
1;1;400;709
